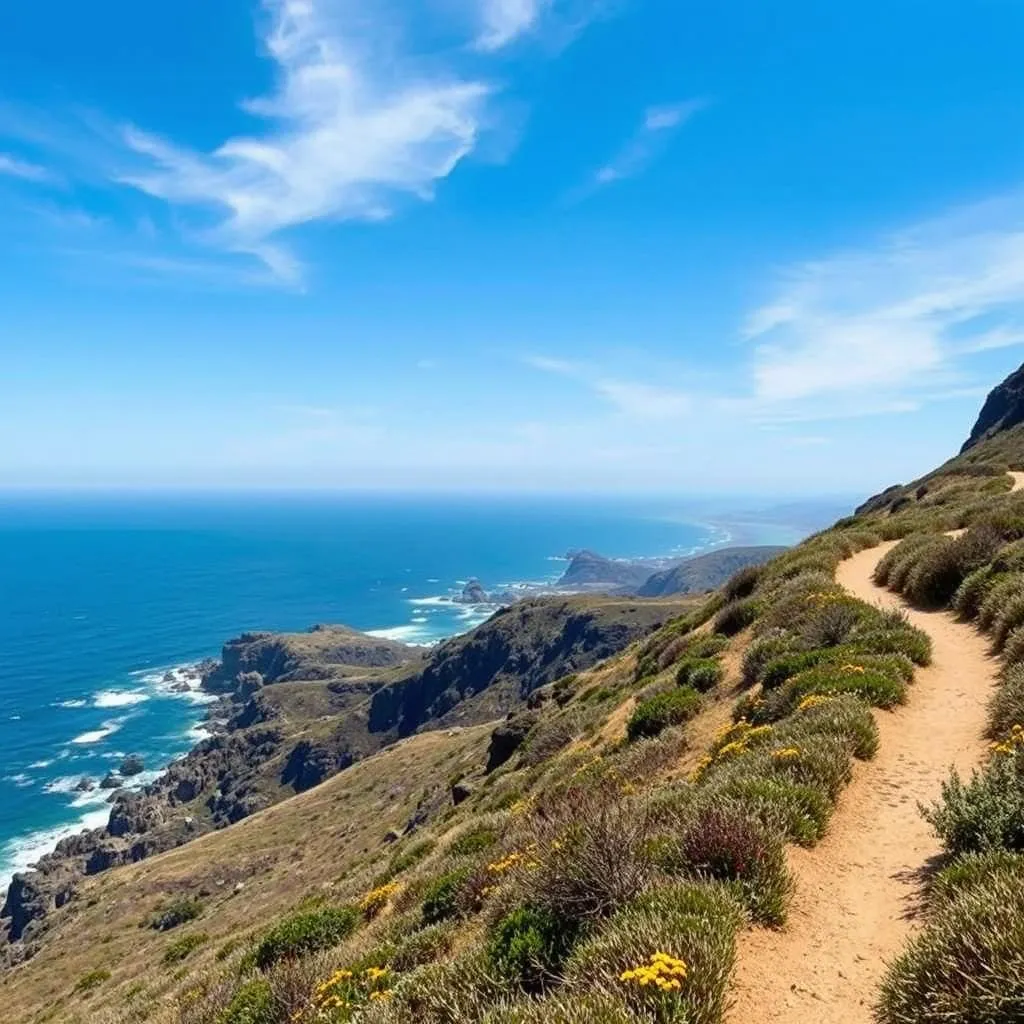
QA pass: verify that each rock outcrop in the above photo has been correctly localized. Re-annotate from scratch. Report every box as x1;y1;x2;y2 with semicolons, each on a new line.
962;360;1024;451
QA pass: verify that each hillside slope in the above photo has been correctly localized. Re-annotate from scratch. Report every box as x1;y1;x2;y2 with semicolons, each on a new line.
7;363;1024;1024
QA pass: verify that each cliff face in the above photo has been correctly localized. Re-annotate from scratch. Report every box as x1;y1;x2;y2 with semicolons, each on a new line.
366;596;686;737
637;546;787;597
962;361;1024;451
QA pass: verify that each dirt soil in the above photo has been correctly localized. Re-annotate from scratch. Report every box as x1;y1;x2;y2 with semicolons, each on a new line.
726;540;998;1023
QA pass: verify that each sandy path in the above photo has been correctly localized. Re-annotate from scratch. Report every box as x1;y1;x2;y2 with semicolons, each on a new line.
726;542;998;1023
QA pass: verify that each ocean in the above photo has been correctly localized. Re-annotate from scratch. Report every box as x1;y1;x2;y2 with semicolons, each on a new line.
0;491;840;888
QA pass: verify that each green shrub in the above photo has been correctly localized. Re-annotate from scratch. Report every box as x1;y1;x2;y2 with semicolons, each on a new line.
254;905;360;969
662;805;794;925
769;664;907;720
449;824;500;857
992;592;1024;650
953;565;997;619
487;905;582;992
851;622;932;665
741;630;798;686
783;693;880;760
378;838;436;883
922;752;1024;856
712;775;832;846
627;687;702;741
713;597;760;636
1003;625;1024;666
927;850;1024;911
799;597;866;648
163;931;208;965
873;534;937;588
761;650;830;690
724;564;763;601
421;867;473;925
876;868;1024;1023
977;573;1024;630
989;666;1024;740
899;529;1002;608
151;895;203;931
359;952;504;1023
218;979;275;1024
73;968;111;994
676;657;723;692
389;920;458;972
564;882;742;1024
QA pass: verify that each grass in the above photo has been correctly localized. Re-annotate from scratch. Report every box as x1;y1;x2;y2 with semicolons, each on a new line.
627;687;703;741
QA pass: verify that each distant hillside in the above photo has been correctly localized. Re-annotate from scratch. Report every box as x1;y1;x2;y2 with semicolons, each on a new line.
556;545;788;596
637;545;787;597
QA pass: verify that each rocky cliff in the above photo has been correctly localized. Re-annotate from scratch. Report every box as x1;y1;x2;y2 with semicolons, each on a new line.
962;360;1024;451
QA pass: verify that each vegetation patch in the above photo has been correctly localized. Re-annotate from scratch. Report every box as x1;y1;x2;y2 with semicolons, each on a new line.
254;905;360;969
627;687;702;741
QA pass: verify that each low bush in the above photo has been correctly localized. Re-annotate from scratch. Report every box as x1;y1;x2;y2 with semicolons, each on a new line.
627;687;702;741
163;931;208;965
377;837;436;884
922;751;1024;856
482;993;638;1023
989;665;1024;740
421;867;473;925
873;535;938;589
876;867;1024;1023
388;920;458;972
724;564;763;601
1002;624;1024;666
357;952;504;1023
254;905;360;969
713;597;760;637
524;789;656;924
799;596;865;648
676;658;723;692
741;630;797;687
151;895;203;931
449;823;500;857
564;882;742;1024
992;591;1024;650
977;573;1024;631
711;775;832;846
768;664;907;720
952;565;997;619
661;805;794;925
73;969;111;995
927;849;1024;911
487;904;582;992
783;693;880;760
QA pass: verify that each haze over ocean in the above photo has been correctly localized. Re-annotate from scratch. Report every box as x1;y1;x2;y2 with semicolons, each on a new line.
0;491;842;884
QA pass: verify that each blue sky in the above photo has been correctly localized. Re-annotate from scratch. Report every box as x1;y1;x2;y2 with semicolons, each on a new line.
3;0;1024;494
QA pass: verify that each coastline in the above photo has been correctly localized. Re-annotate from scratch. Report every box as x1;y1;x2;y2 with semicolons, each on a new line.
0;506;817;893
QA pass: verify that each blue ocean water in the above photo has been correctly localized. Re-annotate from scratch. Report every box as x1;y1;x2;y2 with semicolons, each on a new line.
0;492;828;886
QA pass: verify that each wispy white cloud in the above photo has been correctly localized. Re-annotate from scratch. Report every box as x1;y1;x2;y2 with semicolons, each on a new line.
583;98;707;193
475;0;547;50
118;0;491;285
743;188;1024;417
524;355;691;419
0;152;53;183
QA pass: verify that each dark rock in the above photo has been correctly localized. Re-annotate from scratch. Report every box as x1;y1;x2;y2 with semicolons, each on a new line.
99;772;121;790
234;671;264;699
486;711;539;772
119;754;145;777
383;829;401;844
73;777;95;793
455;578;489;604
280;740;353;793
963;361;1024;450
451;779;474;805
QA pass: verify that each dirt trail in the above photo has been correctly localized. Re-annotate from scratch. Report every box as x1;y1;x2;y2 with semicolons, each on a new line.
727;540;1001;1023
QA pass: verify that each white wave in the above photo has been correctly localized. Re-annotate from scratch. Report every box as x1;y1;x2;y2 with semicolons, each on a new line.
186;723;212;743
408;595;453;607
366;624;436;645
427;578;440;583
70;719;122;745
56;699;87;709
4;774;33;788
28;760;52;769
93;690;150;709
9;715;20;721
0;806;111;891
